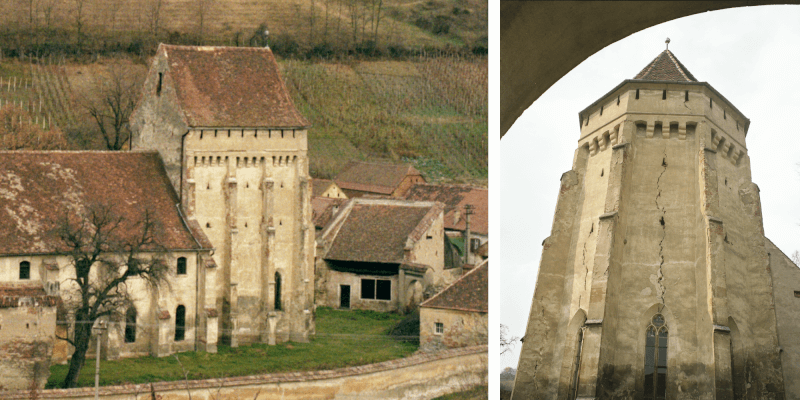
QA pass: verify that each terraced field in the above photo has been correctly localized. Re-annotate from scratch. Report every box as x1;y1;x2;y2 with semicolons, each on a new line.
0;54;486;183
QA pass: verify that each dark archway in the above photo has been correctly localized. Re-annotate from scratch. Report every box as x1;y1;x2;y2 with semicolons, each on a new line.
500;1;800;137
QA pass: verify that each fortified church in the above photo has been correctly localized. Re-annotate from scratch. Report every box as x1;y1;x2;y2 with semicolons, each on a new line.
513;48;800;399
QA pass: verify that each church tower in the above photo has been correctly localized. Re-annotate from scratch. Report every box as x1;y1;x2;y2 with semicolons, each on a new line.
512;49;786;399
131;44;314;350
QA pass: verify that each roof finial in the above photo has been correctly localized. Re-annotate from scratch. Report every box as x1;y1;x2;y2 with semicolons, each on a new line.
665;37;670;51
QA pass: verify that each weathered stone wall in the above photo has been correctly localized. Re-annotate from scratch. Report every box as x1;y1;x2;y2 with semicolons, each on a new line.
766;239;800;399
130;50;189;192
5;346;487;400
411;211;446;287
184;128;315;345
0;303;57;390
419;308;487;351
2;251;206;363
513;82;785;399
319;269;399;312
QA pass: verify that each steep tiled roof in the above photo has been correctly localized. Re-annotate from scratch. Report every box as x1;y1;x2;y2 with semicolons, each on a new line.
311;197;347;229
0;151;210;255
334;161;422;195
421;260;487;313
311;179;335;197
160;44;309;128
0;284;59;308
325;200;443;264
403;184;487;235
633;50;697;82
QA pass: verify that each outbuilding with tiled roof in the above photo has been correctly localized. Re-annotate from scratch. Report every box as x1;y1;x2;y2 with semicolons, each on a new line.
315;198;449;313
333;161;426;198
419;260;487;351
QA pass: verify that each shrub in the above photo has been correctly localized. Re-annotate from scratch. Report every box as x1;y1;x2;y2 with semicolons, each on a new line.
387;310;420;344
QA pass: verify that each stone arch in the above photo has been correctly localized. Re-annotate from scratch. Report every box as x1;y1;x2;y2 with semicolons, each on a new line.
557;309;587;399
500;2;799;137
404;279;424;312
728;317;745;399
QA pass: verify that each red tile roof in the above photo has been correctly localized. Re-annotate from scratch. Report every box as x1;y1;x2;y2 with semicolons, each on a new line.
311;197;347;229
633;50;697;82
334;161;422;195
311;179;333;197
159;44;309;128
403;184;487;235
0;284;59;308
421;260;487;313
324;200;443;264
0;151;210;255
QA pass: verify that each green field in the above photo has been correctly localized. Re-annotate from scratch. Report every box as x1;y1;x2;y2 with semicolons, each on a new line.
46;307;417;388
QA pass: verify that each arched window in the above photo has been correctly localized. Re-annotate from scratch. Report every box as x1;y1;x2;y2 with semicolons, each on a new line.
569;327;585;400
274;272;282;311
175;305;186;341
19;261;30;280
644;314;668;400
124;307;137;343
177;257;187;275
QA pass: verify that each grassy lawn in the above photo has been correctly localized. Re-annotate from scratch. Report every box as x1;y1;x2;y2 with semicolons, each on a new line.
47;307;417;388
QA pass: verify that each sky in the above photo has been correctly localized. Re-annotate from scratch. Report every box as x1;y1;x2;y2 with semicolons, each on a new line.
498;6;800;370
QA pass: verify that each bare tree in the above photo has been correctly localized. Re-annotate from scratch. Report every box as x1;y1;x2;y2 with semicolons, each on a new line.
145;0;163;37
56;204;171;388
792;250;800;267
84;65;144;150
500;324;519;356
72;0;87;52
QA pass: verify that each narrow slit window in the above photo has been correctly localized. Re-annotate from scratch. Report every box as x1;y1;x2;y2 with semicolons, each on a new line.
125;307;137;343
724;110;726;119
19;261;30;280
157;72;163;96
685;91;689;101
274;272;282;310
600;106;603;116
617;95;620;105
177;257;187;275
710;98;713;108
636;89;640;100
174;305;186;341
662;90;666;100
569;327;585;400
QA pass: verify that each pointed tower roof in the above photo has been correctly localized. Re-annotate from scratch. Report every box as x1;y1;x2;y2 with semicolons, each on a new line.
633;50;697;82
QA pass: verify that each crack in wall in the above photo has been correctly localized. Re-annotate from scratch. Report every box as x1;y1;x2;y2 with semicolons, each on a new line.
655;151;668;304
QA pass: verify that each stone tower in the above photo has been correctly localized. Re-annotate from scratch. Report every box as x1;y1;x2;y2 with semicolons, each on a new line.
131;44;314;348
512;50;786;399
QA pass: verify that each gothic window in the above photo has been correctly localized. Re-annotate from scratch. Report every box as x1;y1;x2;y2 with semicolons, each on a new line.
124;307;137;343
644;314;668;400
177;257;187;275
19;261;30;280
569;327;585;400
274;272;282;311
175;305;186;341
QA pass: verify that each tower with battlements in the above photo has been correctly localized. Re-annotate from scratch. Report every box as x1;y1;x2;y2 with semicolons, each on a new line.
131;44;314;348
512;50;787;399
